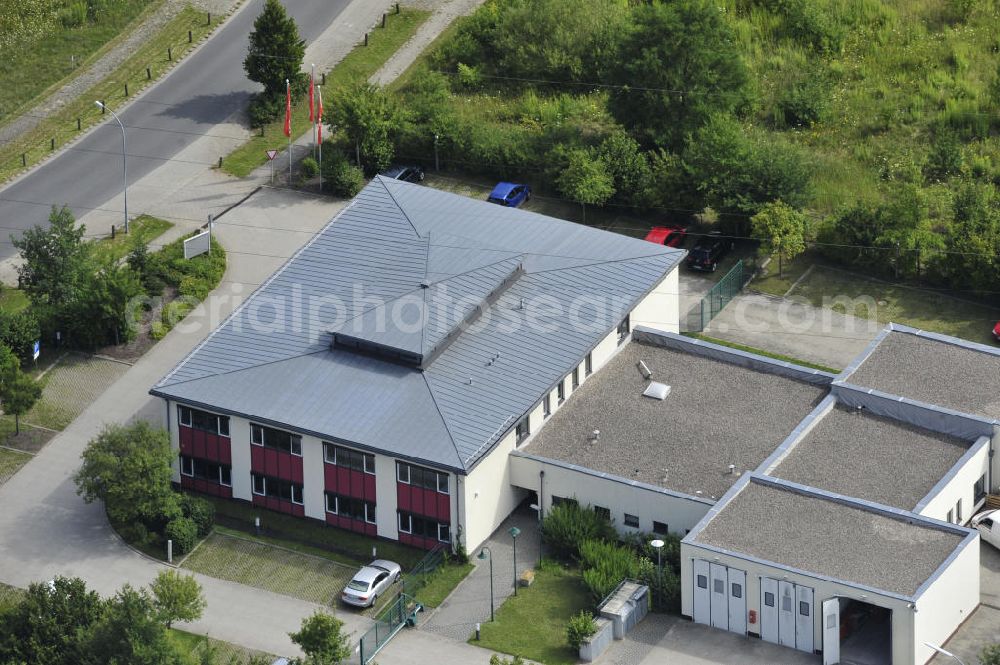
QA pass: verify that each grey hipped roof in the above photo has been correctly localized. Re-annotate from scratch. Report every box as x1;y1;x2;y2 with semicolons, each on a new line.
152;178;682;473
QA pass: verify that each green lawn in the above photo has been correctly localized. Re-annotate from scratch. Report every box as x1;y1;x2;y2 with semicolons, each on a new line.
409;561;473;608
221;6;431;177
0;583;25;613
0;0;159;121
24;353;129;431
753;254;1000;346
682;332;842;374
1;6;220;184
90;214;174;264
0;448;32;487
474;563;591;665
167;628;274;665
0;288;29;314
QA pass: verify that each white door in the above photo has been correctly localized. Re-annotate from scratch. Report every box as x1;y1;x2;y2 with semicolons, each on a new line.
692;559;711;625
822;598;840;665
760;577;779;644
709;563;729;630
796;585;815;653
778;581;796;647
727;568;747;635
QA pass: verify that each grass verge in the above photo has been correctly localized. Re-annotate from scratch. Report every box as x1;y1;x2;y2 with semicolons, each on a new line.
221;7;431;178
410;561;473;608
682;332;842;374
0;288;29;314
167;627;275;664
0;448;32;487
151;233;227;340
0;6;221;184
90;214;174;264
474;562;590;665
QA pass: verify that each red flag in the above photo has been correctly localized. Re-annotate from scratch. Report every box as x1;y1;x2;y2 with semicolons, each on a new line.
317;87;323;144
308;68;315;123
283;79;291;138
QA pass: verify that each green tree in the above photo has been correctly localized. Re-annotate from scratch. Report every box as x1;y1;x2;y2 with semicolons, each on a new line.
12;205;88;310
598;131;650;205
555;148;615;222
149;570;206;629
330;83;403;175
607;0;751;150
751;201;808;278
0;577;103;665
3;368;41;435
289;612;352;665
0;308;41;361
82;585;182;665
982;644;1000;665
70;259;143;348
74;422;179;527
243;0;305;98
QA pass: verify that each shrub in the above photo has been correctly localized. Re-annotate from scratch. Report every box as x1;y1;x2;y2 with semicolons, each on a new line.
164;517;198;555
300;156;319;179
247;93;284;128
981;644;1000;665
321;151;365;198
620;531;682;574
0;309;40;361
181;495;215;537
579;539;639;603
541;501;617;562
637;556;681;613
566;610;597;650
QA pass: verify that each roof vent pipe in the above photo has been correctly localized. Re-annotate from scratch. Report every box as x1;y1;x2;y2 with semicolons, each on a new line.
589;429;600;442
728;464;736;475
638;361;652;379
519;298;525;310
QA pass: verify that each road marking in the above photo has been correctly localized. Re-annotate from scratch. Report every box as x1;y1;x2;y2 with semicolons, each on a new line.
784;264;815;298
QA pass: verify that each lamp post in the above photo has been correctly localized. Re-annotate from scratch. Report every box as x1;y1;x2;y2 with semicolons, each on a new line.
650;539;665;574
923;643;965;665
509;526;521;596
94;101;128;233
477;547;494;622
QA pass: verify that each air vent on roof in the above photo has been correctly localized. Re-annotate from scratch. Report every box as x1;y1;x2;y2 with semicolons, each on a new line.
637;360;652;379
643;382;671;400
419;279;432;289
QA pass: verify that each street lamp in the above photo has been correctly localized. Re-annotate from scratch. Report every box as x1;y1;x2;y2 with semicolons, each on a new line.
477;547;494;622
509;526;521;596
650;539;665;573
94;101;128;233
923;643;965;665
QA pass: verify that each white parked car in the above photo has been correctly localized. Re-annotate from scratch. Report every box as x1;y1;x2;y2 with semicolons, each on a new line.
972;510;999;550
341;560;401;608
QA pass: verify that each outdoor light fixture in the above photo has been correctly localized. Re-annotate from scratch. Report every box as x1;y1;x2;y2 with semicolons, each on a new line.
509;526;521;597
477;547;495;622
650;539;665;573
94;101;129;233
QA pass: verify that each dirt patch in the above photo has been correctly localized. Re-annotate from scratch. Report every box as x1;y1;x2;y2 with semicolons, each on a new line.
0;424;56;454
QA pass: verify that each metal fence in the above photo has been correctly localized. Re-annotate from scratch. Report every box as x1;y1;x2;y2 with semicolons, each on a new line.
693;259;747;332
401;544;447;599
357;593;420;664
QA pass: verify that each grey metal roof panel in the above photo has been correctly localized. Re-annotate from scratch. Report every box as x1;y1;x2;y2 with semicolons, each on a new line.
153;177;683;471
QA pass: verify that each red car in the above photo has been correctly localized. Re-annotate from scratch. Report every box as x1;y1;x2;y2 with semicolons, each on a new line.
993;321;1000;342
644;225;687;248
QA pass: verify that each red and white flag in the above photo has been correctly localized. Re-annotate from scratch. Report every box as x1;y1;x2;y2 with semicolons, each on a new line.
308;65;315;123
316;86;324;144
283;79;291;138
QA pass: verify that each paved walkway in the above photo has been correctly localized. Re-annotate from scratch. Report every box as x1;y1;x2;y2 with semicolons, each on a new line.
423;510;541;642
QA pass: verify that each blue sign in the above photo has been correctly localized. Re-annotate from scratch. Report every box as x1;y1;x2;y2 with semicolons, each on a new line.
32;340;40;361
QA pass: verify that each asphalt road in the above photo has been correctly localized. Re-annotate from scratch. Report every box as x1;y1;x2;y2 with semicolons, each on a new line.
0;0;350;260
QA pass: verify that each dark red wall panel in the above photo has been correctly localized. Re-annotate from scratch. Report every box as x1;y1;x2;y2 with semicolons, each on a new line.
181;475;232;499
250;445;302;482
179;426;231;465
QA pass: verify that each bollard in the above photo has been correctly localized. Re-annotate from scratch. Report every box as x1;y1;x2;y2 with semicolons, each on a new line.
50;138;55;151
146;66;151;80
396;2;400;13
321;72;326;86
207;11;211;24
77;118;81;131
475;623;481;641
254;517;261;535
111;225;116;239
260;126;265;137
218;156;223;168
364;33;368;47
188;30;192;43
124;83;128;97
101;101;105;114
167;539;173;564
372;546;377;559
21;154;26;167
382;13;387;28
167;47;172;61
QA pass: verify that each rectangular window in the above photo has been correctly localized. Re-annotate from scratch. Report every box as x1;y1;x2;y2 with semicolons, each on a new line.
585;353;593;376
178;405;229;437
551;495;578;508
396;462;449;495
799;601;810;617
397;511;449;542
180;455;232;486
438;523;450;542
251;473;302;504
180;456;193;476
652;521;668;535
956;498;963;522
594;506;610;521
557;380;565;404
325;493;376;524
713;579;724;594
219;465;231;487
617;315;630;344
323;443;375;474
764;592;775;607
731;583;742;599
624;513;640;528
572;367;580;389
398;512;411;534
975;474;987;503
515;415;530;444
697;575;708;590
250;423;301;456
543;394;551;418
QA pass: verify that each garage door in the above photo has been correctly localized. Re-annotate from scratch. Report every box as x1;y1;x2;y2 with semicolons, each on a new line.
762;577;815;654
760;577;778;644
691;559;747;636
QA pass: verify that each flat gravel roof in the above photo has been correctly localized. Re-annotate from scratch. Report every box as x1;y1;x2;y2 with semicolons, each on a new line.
694;480;964;596
848;331;1000;421
523;341;827;499
772;405;971;510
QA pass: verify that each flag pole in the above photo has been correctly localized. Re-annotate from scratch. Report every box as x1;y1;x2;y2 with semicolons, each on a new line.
310;64;316;159
286;79;292;182
317;84;323;194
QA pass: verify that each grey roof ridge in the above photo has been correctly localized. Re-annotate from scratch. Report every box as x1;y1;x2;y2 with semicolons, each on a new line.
421;371;466;472
525;247;684;274
420;230;432;354
377;175;421;237
151;349;330;392
155;197;363;389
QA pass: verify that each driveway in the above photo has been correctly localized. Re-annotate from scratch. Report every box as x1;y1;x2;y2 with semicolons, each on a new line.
0;188;361;657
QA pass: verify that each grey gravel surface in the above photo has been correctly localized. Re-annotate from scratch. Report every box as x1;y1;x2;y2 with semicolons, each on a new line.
848;331;1000;420
695;480;964;596
772;404;971;510
523;341;827;500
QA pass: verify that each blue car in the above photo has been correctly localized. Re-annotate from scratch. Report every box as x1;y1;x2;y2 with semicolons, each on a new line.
487;182;531;208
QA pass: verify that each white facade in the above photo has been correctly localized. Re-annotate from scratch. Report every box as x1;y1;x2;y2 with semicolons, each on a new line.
915;437;991;525
631;268;679;334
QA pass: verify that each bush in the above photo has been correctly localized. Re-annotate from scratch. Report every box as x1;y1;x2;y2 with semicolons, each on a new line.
300;156;319;179
0;309;40;361
620;531;682;574
637;556;681;613
181;495;215;537
541;501;617;562
981;644;1000;665
164;517;198;555
566;610;597;650
579;539;639;603
321;151;365;198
